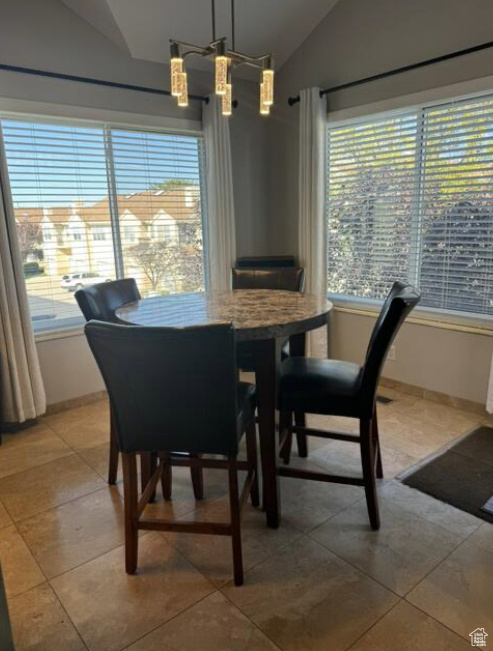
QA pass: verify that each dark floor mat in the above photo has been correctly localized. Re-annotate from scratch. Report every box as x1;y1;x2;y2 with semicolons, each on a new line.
402;426;493;524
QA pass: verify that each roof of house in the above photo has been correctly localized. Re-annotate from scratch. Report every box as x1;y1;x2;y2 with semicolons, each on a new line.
79;188;199;224
14;188;199;226
14;206;71;225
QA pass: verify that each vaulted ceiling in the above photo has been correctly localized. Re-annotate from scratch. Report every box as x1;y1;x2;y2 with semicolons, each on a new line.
60;0;341;76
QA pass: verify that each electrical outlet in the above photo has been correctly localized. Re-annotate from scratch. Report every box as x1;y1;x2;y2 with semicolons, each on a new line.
387;345;396;361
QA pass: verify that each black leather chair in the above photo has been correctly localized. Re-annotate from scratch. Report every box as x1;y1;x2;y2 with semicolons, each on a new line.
75;279;204;500
75;279;140;485
75;278;141;324
235;255;297;268
85;321;258;586
278;281;421;530
232;265;306;370
232;261;307;457
232;267;305;292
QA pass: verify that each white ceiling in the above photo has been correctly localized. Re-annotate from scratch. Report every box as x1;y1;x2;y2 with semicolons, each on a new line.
61;0;341;76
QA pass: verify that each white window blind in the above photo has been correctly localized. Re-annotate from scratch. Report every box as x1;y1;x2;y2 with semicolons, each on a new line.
1;116;206;333
327;94;493;319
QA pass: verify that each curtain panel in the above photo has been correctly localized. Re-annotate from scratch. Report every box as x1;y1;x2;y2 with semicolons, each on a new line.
0;126;46;425
203;95;236;291
298;88;328;356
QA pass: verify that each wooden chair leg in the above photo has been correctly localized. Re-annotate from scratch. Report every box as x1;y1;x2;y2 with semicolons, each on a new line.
246;420;259;507
122;453;139;574
108;410;119;485
190;454;204;500
295;412;308;458
280;410;293;465
373;408;383;479
360;419;380;530
161;454;172;500
228;458;244;586
141;453;157;502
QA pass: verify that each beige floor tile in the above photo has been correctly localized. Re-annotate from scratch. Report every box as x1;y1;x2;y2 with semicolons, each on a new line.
0;425;72;480
125;591;280;651
0;524;44;597
164;499;302;587
407;539;493;640
78;443;116;482
280;472;363;533
379;446;421;478
377;387;421;405
138;465;234;520
0;498;13;529
223;536;397;651
377;410;460;459
8;582;85;651
44;400;111;451
379;481;483;539
350;600;471;651
311;438;418;480
310;499;461;596
387;398;481;437
51;533;214;651
468;522;493;553
17;486;125;578
0;455;105;522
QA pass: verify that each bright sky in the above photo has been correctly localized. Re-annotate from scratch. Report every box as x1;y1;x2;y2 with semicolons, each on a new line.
2;119;201;208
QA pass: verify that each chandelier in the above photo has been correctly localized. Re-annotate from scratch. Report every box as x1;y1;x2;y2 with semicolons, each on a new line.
169;0;274;116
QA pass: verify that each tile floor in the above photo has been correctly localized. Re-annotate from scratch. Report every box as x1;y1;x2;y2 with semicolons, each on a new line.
0;388;492;651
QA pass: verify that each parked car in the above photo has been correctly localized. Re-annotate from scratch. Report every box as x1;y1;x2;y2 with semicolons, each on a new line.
61;272;112;292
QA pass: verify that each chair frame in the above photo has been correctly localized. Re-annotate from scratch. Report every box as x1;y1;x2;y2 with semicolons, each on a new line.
122;420;259;586
279;404;383;529
278;282;420;531
75;279;203;498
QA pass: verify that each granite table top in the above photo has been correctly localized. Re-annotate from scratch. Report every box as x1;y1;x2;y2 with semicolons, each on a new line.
115;290;332;341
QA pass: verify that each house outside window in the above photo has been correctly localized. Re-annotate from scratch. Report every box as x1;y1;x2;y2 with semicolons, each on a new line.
1;117;206;333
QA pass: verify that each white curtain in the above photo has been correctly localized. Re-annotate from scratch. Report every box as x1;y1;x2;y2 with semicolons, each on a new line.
0;127;46;424
203;95;236;291
298;88;328;356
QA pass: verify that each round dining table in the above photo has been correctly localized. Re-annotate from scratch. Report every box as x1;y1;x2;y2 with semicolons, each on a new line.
116;289;332;528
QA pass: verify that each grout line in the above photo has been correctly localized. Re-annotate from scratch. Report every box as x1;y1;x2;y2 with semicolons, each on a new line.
344;599;404;651
114;589;220;651
302;485;476;602
50;584;90;651
219;585;284;650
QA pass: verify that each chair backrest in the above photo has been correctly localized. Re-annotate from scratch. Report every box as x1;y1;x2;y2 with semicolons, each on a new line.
75;278;140;322
84;321;240;456
235;255;297;268
232;267;305;292
359;281;421;417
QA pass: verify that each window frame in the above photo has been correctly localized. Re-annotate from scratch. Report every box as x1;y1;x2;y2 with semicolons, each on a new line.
0;107;207;339
326;89;493;331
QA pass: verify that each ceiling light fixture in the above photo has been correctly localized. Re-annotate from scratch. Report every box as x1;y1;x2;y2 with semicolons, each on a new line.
170;0;274;116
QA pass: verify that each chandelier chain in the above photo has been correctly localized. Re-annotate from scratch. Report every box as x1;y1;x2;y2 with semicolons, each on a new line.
211;0;216;42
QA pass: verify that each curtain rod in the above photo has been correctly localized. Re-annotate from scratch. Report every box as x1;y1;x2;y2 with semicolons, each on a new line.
287;40;493;106
0;62;208;103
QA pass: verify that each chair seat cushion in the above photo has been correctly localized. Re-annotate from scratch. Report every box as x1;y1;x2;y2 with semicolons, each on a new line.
280;357;362;418
237;382;257;434
237;340;290;372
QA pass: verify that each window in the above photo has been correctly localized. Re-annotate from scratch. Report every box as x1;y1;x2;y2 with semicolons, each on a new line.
123;225;136;243
327;94;493;319
2;116;206;333
92;227;107;241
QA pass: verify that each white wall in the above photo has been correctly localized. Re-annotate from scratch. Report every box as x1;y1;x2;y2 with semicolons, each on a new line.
269;0;493;404
0;0;270;405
